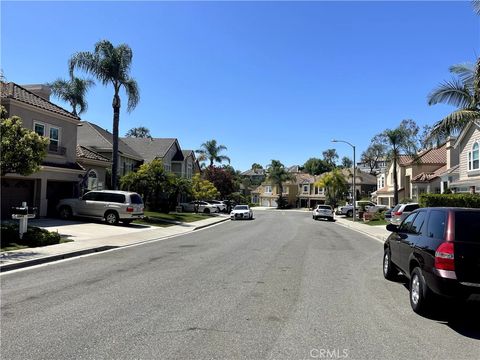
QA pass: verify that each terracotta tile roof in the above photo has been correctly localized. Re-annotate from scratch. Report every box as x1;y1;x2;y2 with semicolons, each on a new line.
76;146;110;163
406;144;447;166
398;155;414;165
1;82;80;120
411;164;448;183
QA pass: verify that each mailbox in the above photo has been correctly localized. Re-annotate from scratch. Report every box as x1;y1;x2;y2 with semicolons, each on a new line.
11;202;37;239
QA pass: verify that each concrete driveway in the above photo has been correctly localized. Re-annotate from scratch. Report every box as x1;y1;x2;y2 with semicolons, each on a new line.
28;218;154;242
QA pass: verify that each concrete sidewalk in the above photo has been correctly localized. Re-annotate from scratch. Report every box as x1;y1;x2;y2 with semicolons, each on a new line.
0;215;230;272
334;216;391;243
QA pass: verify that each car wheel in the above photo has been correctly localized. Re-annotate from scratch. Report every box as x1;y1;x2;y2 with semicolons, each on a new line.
328;217;334;222
383;249;398;281
59;206;72;220
204;208;210;214
410;267;435;315
105;211;119;225
347;210;353;217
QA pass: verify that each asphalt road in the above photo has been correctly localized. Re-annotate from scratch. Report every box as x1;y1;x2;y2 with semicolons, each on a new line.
1;210;479;360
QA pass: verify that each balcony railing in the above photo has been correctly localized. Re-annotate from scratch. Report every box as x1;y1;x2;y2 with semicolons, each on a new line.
48;143;66;155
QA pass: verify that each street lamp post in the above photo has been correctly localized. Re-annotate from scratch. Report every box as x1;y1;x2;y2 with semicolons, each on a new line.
332;139;356;222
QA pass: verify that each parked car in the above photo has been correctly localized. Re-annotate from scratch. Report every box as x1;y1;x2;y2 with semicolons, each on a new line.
383;207;480;315
384;205;399;221
207;200;227;213
312;205;334;221
390;203;420;225
230;205;253;220
180;201;219;214
57;190;144;225
339;201;376;217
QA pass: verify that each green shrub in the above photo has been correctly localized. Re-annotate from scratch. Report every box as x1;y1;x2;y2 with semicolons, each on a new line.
419;193;480;208
1;223;61;249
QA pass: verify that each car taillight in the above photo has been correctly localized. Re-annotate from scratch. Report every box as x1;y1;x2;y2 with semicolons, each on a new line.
393;211;403;216
435;242;455;271
126;206;134;213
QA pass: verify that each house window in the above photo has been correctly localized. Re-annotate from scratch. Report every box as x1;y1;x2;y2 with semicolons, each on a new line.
87;169;98;190
49;127;59;150
470;142;479;171
164;163;171;172
265;185;272;194
303;185;309;193
34;122;45;136
283;187;289;194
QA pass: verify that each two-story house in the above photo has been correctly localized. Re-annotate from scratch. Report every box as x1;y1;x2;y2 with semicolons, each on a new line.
296;173;325;208
121;137;200;179
251;181;298;208
1;83;85;217
449;121;480;192
77;121;144;178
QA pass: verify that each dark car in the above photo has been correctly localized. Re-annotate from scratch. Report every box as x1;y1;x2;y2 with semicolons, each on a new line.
383;207;480;315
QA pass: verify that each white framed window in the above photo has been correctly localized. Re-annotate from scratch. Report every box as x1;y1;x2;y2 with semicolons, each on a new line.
49;126;59;149
34;121;61;151
265;185;272;194
34;122;45;136
303;185;309;193
469;142;479;171
87;169;98;190
164;163;171;172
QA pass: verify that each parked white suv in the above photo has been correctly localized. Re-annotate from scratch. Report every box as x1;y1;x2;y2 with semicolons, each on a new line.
57;190;144;225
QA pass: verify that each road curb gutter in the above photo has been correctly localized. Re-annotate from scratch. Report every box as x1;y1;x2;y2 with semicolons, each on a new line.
335;221;387;244
193;217;230;231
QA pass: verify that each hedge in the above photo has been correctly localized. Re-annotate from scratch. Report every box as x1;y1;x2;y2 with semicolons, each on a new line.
419;193;480;208
1;224;62;249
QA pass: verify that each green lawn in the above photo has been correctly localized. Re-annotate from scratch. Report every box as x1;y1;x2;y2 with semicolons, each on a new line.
134;211;215;227
364;218;389;226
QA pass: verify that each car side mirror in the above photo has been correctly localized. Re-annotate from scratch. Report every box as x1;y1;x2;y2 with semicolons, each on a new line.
386;223;398;232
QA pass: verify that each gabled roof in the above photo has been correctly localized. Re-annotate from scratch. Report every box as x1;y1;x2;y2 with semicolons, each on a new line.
411;165;447;183
121;137;181;163
76;145;111;163
454;120;480;149
78;121;143;161
1;82;80;120
241;168;266;176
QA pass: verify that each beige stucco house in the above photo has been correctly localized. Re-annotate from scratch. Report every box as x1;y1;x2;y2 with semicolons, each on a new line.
1;83;84;217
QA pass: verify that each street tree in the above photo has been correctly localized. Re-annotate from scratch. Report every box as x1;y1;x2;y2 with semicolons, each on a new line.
70;40;140;190
251;163;263;170
341;156;353;169
360;141;387;175
1;108;49;176
48;77;94;116
203;166;236;198
377;120;420;206
315;169;348;209
427;57;480;142
322;149;339;167
196;139;231;167
266;160;293;209
192;174;219;211
303;157;333;175
125;126;152;138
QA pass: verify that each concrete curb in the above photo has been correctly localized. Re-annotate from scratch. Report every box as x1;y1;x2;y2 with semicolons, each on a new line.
193;217;230;230
334;221;388;244
0;246;117;273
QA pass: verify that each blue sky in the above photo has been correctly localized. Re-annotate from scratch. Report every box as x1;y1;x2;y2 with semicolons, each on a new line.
1;1;479;171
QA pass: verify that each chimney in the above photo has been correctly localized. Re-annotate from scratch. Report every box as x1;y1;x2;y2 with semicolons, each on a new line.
22;84;52;101
445;136;458;169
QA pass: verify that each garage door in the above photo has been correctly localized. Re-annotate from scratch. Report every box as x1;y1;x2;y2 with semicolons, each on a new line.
1;179;35;219
271;199;277;207
261;198;270;207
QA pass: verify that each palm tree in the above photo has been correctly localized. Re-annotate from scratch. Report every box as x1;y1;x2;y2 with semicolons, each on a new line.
48;77;94;116
69;40;140;189
427;57;480;142
266;160;293;208
125;126;152;138
195;139;231;167
315;169;348;209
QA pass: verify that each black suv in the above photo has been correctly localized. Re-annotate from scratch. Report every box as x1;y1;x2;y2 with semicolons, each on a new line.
383;207;480;315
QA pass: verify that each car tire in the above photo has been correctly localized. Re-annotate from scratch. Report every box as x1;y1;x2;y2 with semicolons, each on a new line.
59;206;72;220
347;210;353;217
383;249;398;281
105;211;119;225
204;208;210;214
409;267;435;315
328;217;334;222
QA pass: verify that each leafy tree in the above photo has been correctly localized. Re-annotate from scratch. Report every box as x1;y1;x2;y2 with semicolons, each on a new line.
48;77;94;116
70;40;140;190
125;126;152;138
360;141;387;175
165;176;192;211
322;148;339;167
1;108;49;176
376;120;420;206
315;169;348;209
341;156;353;169
427;57;480;142
251;163;263;170
303;157;333;175
266;160;293;209
203;166;236;198
191;174;219;211
195;139;231;167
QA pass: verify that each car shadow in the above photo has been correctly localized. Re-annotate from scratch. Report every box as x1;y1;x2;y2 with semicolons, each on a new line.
397;277;480;339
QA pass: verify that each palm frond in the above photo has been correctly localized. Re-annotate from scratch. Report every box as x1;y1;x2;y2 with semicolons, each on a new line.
123;78;140;112
216;155;231;164
427;109;480;142
427;78;472;108
473;0;480;15
449;62;475;88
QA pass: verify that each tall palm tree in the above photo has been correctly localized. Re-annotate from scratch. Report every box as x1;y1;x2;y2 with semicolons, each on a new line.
69;40;140;189
195;139;231;167
125;126;152;139
266;160;293;208
427;57;480;142
48;77;94;116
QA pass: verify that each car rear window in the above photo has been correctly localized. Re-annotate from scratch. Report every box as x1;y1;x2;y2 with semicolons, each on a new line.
318;206;331;210
391;204;401;212
404;204;419;212
101;193;126;203
234;205;248;210
130;194;143;204
455;211;480;243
